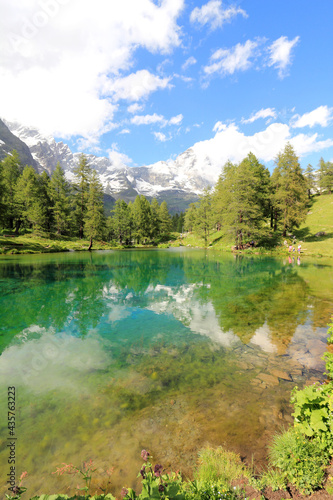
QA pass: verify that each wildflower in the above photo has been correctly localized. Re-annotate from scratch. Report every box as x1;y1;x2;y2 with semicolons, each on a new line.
121;487;128;498
158;484;165;492
140;466;146;478
20;471;28;482
154;464;163;477
141;449;150;461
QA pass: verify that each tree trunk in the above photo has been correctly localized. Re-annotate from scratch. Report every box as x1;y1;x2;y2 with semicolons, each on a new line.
88;237;93;251
14;219;22;235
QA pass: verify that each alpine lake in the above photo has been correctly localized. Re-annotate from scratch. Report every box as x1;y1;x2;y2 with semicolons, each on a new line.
0;248;333;496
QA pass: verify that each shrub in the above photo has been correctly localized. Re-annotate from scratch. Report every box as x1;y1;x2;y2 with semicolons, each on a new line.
268;427;326;494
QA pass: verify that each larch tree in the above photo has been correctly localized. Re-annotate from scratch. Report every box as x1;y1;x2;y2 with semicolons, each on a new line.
50;162;71;234
192;187;213;247
73;154;91;239
84;169;105;249
213;153;271;246
159;200;172;235
271;143;308;237
318;157;333;194
1;150;23;231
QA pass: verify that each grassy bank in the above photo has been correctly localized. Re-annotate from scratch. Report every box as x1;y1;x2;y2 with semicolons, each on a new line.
173;194;333;258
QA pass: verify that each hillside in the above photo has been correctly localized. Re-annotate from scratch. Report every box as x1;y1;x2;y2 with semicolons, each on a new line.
294;194;333;257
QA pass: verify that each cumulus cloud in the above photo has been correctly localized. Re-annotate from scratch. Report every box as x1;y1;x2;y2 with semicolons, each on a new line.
107;147;133;168
268;35;299;78
190;0;247;31
242;108;277;124
0;0;184;138
188;121;333;185
104;69;172;102
204;39;259;76
291;105;333;128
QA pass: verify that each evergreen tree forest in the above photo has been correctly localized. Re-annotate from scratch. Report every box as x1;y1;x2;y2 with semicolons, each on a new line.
0;152;174;247
185;144;330;247
0;144;331;249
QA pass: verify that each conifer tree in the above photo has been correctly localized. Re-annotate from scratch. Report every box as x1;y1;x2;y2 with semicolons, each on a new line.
318;157;333;194
192;188;213;246
112;199;131;244
15;166;47;231
1;150;23;230
132;195;152;243
213;153;270;245
304;163;316;198
73;154;91;238
50;162;71;234
159;200;172;235
271;143;308;237
84;169;105;249
184;203;197;232
150;198;161;238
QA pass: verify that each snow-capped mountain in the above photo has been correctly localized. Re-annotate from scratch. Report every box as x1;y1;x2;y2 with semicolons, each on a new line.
2;119;221;210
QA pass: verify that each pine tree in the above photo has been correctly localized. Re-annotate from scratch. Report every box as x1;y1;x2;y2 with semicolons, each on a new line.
304;163;316;198
213;153;271;246
192;188;213;246
318;157;333;194
271;143;308;237
112;199;131;244
132;195;152;244
150;198;161;238
184;203;197;232
50;162;71;234
73;154;91;239
15;166;47;231
84;169;105;249
159;201;172;235
1;150;23;231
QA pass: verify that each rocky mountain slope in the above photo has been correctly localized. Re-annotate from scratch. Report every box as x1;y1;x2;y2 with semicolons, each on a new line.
1;120;222;211
0;119;39;169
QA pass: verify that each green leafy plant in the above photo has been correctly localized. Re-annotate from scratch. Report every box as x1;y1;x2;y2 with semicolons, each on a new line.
268;428;326;494
122;450;185;500
5;471;28;500
184;480;244;500
194;447;248;487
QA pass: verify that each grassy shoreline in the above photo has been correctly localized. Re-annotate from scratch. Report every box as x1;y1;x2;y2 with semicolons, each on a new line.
2;195;332;257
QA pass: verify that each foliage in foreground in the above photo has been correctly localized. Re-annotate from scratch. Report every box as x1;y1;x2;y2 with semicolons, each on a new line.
7;321;333;500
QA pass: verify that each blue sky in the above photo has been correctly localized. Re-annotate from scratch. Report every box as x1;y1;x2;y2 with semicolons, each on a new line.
1;0;332;172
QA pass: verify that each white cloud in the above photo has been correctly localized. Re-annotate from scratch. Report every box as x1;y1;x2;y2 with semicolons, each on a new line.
0;0;184;138
131;113;183;127
119;128;131;135
190;0;247;31
242;108;277;124
204;39;259;76
107;147;133;168
290;133;333;156
182;56;197;71
189;121;333;184
127;103;144;114
291;105;333;128
153;132;168;142
169;113;183;125
268;35;299;78
104;69;172;102
131;113;165;126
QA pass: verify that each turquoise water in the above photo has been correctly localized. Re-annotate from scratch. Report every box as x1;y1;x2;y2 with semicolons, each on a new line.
0;249;332;496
